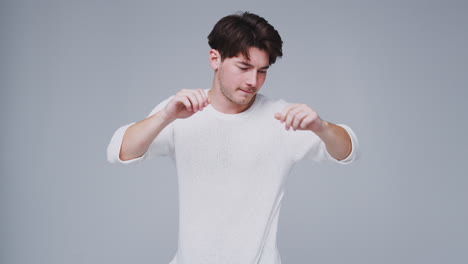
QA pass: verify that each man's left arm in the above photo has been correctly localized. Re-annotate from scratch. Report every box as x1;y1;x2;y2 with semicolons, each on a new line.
274;103;352;161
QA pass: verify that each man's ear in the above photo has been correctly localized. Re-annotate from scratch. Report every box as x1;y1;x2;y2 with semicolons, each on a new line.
209;49;221;70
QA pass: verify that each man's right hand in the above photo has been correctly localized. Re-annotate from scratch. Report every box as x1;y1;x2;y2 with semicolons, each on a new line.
160;89;210;121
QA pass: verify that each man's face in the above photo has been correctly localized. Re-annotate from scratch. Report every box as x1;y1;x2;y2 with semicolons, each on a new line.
215;47;270;105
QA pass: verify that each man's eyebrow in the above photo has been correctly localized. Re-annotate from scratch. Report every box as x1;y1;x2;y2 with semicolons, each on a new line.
238;61;270;69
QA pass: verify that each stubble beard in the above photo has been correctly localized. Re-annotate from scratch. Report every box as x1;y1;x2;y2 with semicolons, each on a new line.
220;85;254;105
217;70;255;106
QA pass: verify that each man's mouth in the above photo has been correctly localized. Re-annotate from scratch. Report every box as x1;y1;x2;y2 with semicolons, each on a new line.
239;89;254;94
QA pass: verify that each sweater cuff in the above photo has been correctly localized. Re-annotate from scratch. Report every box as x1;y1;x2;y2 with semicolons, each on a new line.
325;124;360;164
106;123;148;165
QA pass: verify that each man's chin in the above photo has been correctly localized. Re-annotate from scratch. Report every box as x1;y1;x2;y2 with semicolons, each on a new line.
235;93;256;105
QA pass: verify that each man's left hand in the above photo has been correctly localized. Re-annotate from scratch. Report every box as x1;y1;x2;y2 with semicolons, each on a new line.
274;104;325;134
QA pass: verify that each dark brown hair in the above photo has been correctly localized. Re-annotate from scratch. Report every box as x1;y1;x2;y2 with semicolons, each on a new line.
207;12;283;65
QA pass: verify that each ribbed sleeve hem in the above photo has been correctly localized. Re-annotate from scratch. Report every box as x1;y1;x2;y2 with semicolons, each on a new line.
106;123;148;165
325;124;360;164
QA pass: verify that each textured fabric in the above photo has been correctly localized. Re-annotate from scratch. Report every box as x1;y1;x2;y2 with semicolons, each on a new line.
107;90;359;264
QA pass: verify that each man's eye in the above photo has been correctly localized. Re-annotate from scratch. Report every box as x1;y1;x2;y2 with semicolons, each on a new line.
258;70;267;74
238;67;248;71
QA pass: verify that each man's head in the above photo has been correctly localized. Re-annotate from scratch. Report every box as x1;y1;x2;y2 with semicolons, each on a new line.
207;12;283;66
207;12;283;111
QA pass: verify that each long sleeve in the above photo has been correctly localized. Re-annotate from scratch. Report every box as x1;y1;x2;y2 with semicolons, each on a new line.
273;98;360;165
106;96;175;165
303;123;360;164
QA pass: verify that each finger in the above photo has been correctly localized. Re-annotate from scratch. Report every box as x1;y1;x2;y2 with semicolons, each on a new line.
204;89;212;104
299;114;317;130
175;90;193;112
183;92;201;112
279;104;296;123
291;111;308;130
202;89;210;106
195;89;209;108
274;113;282;120
284;106;302;130
190;89;205;111
193;89;206;111
175;95;192;112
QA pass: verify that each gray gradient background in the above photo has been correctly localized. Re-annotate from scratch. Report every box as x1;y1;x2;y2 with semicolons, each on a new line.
1;0;467;263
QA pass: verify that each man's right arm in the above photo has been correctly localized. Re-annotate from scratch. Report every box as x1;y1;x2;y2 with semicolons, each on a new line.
119;110;173;161
116;88;210;162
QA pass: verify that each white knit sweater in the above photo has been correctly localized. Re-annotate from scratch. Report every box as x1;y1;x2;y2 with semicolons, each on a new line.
107;91;359;264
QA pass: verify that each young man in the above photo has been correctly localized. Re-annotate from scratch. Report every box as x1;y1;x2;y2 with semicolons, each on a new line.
107;12;359;264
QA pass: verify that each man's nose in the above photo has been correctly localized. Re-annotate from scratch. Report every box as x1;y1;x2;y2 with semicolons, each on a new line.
246;71;257;87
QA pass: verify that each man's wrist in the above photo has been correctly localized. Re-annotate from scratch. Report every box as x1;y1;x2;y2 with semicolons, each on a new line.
310;119;329;137
155;110;176;124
